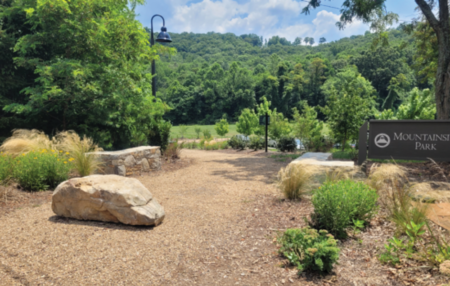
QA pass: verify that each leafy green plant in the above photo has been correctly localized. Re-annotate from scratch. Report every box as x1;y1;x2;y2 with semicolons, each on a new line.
214;119;229;137
425;220;450;265
379;237;405;266
202;129;212;140
278;227;340;274
13;150;72;191
0;153;14;183
194;127;202;139
228;135;247;150
277;136;296;152
248;136;264;151
268;110;291;140
277;162;318;200
351;219;365;237
405;221;426;247
236;108;258;136
311;180;379;238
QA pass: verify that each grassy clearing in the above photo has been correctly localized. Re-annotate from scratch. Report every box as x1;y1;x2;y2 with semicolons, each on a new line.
270;153;303;162
171;124;239;139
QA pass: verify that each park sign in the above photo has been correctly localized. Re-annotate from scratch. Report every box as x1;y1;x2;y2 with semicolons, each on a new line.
358;120;450;164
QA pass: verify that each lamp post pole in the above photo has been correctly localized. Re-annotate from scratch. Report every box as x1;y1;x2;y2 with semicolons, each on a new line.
150;14;172;97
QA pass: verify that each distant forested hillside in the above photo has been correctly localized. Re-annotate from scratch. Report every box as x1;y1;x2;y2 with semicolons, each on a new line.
152;28;431;125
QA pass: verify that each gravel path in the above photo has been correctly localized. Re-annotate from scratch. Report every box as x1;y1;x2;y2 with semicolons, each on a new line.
0;150;287;285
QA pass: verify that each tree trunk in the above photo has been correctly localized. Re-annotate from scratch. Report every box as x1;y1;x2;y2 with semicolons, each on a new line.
415;0;450;119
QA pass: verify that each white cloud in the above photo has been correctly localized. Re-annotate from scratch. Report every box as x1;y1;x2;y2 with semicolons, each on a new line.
164;0;370;43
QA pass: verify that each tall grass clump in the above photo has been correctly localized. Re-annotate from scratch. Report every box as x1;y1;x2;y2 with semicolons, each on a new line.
277;162;319;200
368;164;428;234
55;131;103;177
0;129;55;155
311;180;378;238
164;141;184;160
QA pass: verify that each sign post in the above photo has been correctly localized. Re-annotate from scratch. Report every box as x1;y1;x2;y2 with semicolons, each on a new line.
358;120;450;164
259;114;270;153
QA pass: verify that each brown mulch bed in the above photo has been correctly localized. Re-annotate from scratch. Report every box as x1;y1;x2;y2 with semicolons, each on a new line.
0;150;449;285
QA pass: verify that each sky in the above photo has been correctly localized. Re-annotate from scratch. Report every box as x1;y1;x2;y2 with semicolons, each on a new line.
135;0;422;43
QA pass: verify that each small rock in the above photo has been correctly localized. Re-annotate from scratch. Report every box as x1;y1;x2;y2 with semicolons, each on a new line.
115;165;126;176
124;155;136;167
440;260;450;276
281;279;285;284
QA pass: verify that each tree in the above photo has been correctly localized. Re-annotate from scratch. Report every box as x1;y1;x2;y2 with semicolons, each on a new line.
254;96;272;136
319;37;327;44
321;72;375;151
374;109;397;120
236;108;258;136
292;102;324;151
304;37;311;45
194;127;202;139
397;88;436;120
0;0;172;149
293;37;302;45
268;110;291;139
302;0;450;119
214;119;229;137
309;38;315;45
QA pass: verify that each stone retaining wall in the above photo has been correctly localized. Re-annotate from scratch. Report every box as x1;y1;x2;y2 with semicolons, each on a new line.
89;146;161;177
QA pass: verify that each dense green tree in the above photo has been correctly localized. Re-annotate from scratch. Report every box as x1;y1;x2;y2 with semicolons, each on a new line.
292;102;323;151
236;108;258;136
0;0;171;149
321;71;375;150
397;88;436;120
214;119;229;137
302;0;450;119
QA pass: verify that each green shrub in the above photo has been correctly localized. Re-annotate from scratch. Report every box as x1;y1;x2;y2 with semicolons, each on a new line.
228;135;247;150
214;119;229;137
199;139;206;150
248;136;264;151
311;180;379;238
202;129;212;140
186;141;199;149
148;120;172;152
13;150;72;191
277;136;296;152
194;127;202;139
278;227;340;274
0;153;14;183
219;141;229;149
331;148;357;160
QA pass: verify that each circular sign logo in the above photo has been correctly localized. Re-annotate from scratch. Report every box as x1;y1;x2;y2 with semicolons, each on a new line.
374;133;390;148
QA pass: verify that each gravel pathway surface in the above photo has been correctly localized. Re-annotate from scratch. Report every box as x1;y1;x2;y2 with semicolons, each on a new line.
0;150;286;285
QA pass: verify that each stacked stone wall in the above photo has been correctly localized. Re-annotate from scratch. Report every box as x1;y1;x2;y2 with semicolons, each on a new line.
89;146;161;176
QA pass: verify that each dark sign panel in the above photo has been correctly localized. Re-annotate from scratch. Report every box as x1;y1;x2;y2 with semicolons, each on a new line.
368;120;450;161
259;115;270;126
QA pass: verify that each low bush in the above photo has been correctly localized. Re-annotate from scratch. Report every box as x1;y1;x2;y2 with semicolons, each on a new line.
164;141;184;160
228;135;247;150
0;153;14;183
331;148;357;160
202;129;212;140
277;163;318;200
148;120;171;152
277;136;296;152
13;150;72;191
278;227;340;274
248;136;264;151
311;180;378;238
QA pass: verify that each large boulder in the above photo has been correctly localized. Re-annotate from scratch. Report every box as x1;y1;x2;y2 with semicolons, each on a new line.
52;175;165;226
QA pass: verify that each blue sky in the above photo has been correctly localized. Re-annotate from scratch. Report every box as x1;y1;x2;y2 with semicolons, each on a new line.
135;0;421;43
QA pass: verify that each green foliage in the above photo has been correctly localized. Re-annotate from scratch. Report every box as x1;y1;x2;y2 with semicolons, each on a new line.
0;153;14;183
277;136;297;153
228;135;247;150
278;227;340;274
0;0;173;149
321;69;375;150
148;120;172;152
202;129;212;140
268;110;291;140
214;119;229;137
374;109;397;120
292;103;325;151
331;148;357;160
248;136;264;151
236;109;258;136
194;127;202;139
311;180;379;238
13;150;72;191
396;88;436;120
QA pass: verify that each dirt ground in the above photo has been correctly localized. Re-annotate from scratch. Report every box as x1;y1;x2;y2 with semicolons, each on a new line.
0;150;449;285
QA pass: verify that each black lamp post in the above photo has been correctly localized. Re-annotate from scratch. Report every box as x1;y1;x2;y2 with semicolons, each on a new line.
150;14;172;97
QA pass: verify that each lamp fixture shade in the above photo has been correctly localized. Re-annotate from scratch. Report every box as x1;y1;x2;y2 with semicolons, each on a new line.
156;26;172;43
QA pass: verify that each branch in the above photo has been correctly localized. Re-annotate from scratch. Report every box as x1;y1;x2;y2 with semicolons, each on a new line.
415;0;440;30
